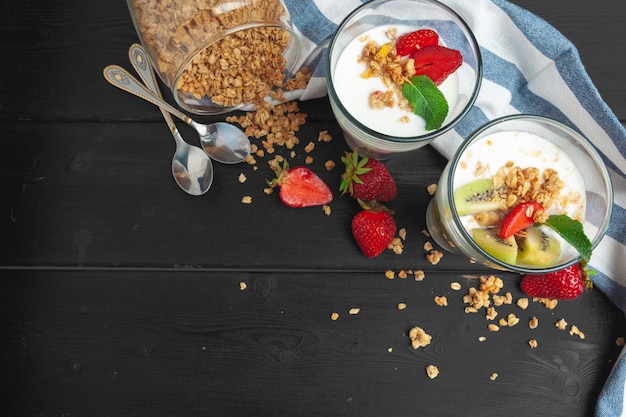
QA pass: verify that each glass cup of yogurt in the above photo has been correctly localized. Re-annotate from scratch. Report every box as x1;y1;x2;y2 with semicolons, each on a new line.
326;0;482;159
426;114;613;273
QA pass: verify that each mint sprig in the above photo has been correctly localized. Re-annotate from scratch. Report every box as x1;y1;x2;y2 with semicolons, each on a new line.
544;214;592;262
401;75;449;131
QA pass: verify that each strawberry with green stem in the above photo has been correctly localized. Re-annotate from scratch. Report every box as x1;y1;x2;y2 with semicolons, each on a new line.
340;152;397;203
520;261;595;300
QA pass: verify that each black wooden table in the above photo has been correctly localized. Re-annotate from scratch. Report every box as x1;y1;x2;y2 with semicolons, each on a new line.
1;1;625;416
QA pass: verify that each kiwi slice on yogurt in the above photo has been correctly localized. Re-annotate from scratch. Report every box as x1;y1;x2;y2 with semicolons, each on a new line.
471;227;518;265
516;226;561;267
454;179;503;216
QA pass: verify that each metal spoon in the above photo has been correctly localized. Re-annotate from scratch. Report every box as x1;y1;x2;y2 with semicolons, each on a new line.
103;64;251;165
126;44;213;196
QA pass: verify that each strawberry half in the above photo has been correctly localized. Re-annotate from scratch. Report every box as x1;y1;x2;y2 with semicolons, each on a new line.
520;262;593;300
339;152;397;203
352;203;397;258
395;29;439;56
411;45;462;85
268;162;333;208
500;201;545;238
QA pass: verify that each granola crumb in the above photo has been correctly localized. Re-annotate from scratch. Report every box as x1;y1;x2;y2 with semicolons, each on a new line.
569;325;585;339
387;347;393;353
535;297;559;310
414;270;425;281
479;336;487;342
529;316;539;329
426;365;439;379
423;241;433;251
322;205;331;216
421;228;431;238
349;308;361;315
488;324;500;332
304;141;315;153
506;313;520;327
450;282;462;291
434;296;448;307
385;270;395;280
555;318;568;330
330;312;339;321
617;337;625;347
399;228;407;240
426;250;443;265
398;270;408;279
305;156;313;164
388;237;404;254
324;160;336;171
318;130;332;142
409;326;432;349
397;303;407;310
427;183;437;195
490;373;498;381
241;195;253;204
516;298;529;309
528;339;538;348
238;173;247;183
239;282;247;291
485;307;498;320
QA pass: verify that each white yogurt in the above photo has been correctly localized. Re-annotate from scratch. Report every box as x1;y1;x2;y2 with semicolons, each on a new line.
453;130;587;232
332;25;459;137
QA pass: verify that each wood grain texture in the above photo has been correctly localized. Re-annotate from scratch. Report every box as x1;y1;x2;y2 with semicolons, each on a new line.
2;270;624;417
0;0;625;416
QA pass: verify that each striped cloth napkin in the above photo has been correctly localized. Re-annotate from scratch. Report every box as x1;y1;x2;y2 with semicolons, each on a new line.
283;0;626;415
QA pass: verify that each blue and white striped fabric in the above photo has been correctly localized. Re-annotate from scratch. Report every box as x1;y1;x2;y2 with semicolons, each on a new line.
283;0;626;415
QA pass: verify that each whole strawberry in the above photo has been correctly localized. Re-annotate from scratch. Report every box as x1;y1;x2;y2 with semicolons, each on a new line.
268;161;333;208
351;203;397;258
520;262;593;300
340;152;397;203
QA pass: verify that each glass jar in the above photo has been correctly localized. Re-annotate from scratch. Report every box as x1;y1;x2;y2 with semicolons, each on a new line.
127;0;301;115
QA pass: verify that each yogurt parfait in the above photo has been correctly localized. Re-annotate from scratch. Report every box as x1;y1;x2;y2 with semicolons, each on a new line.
426;115;613;273
326;0;481;159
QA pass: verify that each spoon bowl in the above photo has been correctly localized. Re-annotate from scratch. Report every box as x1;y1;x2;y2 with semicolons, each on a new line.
127;43;213;195
104;58;251;165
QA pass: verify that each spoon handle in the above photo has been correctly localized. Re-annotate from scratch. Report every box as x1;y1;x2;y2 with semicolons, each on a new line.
128;44;179;136
103;64;193;125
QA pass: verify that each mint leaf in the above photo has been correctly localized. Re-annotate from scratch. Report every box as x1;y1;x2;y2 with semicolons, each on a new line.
544;214;592;262
401;75;449;131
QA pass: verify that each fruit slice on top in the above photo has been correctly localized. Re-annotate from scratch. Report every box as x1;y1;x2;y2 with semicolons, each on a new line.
516;226;561;267
411;45;462;85
268;161;333;208
395;29;439;56
500;201;545;238
471;227;518;265
453;178;503;216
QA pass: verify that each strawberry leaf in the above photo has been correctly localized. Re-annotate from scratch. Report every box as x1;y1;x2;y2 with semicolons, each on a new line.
544;214;592;262
401;75;448;131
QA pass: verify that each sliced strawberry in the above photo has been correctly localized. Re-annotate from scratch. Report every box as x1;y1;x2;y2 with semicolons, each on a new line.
411;45;462;85
395;29;439;56
500;201;545;238
268;162;333;208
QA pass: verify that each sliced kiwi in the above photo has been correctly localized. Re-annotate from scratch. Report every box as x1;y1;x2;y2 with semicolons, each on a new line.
454;179;503;216
516;226;561;267
471;227;518;265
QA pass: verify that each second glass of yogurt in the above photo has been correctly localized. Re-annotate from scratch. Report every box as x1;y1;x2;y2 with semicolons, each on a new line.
326;0;482;159
426;114;613;273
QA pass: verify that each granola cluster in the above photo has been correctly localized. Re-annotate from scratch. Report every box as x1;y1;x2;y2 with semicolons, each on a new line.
358;30;416;112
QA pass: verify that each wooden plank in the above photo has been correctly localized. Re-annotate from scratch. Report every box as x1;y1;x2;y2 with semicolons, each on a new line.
0;117;455;270
2;269;624;416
